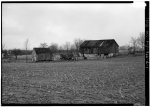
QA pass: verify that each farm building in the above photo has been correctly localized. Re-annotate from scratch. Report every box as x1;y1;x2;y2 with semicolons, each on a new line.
32;48;52;62
80;39;119;57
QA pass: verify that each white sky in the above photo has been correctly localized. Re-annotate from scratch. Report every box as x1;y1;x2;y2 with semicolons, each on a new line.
2;3;145;50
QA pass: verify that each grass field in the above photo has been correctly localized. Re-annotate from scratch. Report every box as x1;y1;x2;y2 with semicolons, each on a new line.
2;56;145;105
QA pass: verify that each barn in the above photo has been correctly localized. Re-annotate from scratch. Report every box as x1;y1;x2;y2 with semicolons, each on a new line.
32;48;52;62
80;39;119;57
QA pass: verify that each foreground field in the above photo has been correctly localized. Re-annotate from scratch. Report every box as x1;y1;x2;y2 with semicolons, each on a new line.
2;56;145;105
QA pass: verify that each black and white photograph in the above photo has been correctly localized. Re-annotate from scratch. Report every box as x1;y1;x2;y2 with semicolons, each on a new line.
1;1;147;105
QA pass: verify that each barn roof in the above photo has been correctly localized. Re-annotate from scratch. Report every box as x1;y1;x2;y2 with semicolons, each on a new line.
80;39;119;48
33;48;51;54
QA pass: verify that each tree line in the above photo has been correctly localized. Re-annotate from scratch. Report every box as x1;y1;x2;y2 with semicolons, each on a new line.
2;38;31;60
39;38;84;54
120;32;145;54
2;32;145;60
2;38;84;60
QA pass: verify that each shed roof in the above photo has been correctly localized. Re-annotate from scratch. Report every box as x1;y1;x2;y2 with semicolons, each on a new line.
80;39;119;48
33;48;51;54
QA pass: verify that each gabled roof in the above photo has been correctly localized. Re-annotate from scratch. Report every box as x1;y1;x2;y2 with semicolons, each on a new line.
33;48;51;54
80;39;119;48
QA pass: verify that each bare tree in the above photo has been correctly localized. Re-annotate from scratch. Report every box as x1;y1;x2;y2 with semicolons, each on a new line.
74;38;84;55
59;46;63;51
70;44;76;52
49;43;58;53
130;37;138;54
40;43;48;48
64;42;71;52
137;32;145;51
25;39;29;63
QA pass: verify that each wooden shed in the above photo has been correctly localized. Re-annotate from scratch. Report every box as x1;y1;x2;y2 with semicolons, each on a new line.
80;39;119;56
32;48;52;62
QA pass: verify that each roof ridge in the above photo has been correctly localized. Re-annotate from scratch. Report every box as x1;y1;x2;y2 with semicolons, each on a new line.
33;48;51;54
85;39;114;41
80;39;118;48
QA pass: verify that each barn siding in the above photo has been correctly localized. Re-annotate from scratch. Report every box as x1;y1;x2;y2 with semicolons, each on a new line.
37;53;52;61
82;43;118;55
80;39;119;57
32;48;53;62
93;48;98;54
98;42;118;55
83;48;98;54
109;43;119;54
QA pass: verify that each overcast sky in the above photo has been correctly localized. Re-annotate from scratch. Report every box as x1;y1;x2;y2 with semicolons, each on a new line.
2;3;145;50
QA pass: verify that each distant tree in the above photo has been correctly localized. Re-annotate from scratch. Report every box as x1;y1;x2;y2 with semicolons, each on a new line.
25;39;29;63
64;42;71;52
70;44;76;52
130;37;138;54
40;43;48;48
58;46;63;52
137;32;145;51
12;49;22;60
74;38;84;54
49;43;58;53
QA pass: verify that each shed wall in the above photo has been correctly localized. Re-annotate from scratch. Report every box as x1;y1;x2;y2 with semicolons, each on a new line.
32;50;37;62
37;53;52;61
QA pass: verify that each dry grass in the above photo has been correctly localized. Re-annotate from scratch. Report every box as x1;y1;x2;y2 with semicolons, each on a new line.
2;56;145;105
